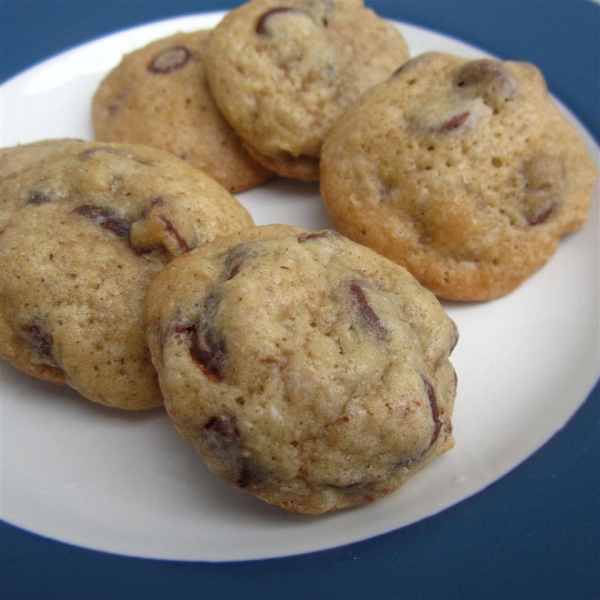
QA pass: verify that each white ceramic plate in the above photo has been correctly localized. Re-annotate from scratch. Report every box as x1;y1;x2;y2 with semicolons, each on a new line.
0;12;598;563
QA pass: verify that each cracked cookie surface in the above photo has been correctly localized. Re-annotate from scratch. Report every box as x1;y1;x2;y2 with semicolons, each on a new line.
320;52;597;301
0;139;253;409
144;224;457;513
204;0;409;181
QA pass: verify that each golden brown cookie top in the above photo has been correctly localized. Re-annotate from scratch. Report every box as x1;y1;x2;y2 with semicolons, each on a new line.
0;139;87;185
0;140;253;409
92;30;273;193
204;0;410;181
320;52;597;301
145;224;457;513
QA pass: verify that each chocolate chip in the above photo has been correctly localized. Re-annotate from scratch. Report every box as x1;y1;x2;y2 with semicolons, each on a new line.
349;281;387;339
148;46;192;74
327;480;390;504
255;7;302;34
205;415;240;445
527;205;554;225
107;91;127;116
393;378;446;469
226;259;244;281
156;214;190;252
297;229;341;243
26;191;53;205
223;244;256;281
78;146;125;160
185;291;227;381
329;480;375;494
438;111;470;132
520;154;564;226
73;205;131;238
189;324;227;382
454;59;517;110
21;321;53;359
129;197;192;256
422;377;442;449
204;416;267;489
236;459;267;489
329;481;375;497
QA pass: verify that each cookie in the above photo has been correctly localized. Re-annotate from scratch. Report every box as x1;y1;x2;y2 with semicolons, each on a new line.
320;53;597;301
204;0;409;181
144;225;458;513
92;30;273;193
0;139;254;410
0;138;86;183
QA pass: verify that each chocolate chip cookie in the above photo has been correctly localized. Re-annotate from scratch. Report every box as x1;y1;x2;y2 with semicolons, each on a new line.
0;138;86;183
204;0;410;181
320;52;597;301
92;30;273;193
144;225;457;513
0;139;253;410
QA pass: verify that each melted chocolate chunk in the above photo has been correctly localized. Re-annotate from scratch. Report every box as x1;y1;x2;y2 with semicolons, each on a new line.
297;229;341;243
205;415;240;444
130;197;191;255
350;281;387;339
157;214;190;252
454;59;517;109
256;7;302;34
438;111;470;132
78;146;127;161
329;480;376;494
204;416;267;489
184;291;227;381
520;154;564;226
527;205;554;226
108;91;127;116
73;205;131;238
148;46;192;73
422;377;442;449
223;244;256;281
226;259;244;281
327;480;389;504
26;191;53;205
21;321;53;358
189;324;227;382
237;458;267;489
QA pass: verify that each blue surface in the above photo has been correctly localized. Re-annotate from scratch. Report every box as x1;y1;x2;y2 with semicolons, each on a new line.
1;1;599;598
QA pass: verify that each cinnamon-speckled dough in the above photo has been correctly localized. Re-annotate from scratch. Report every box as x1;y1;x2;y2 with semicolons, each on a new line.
0;139;253;410
92;30;273;193
144;224;457;513
204;0;409;181
320;52;597;301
